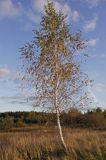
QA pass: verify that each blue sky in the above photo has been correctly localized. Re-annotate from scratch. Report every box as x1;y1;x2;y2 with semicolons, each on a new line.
0;0;106;112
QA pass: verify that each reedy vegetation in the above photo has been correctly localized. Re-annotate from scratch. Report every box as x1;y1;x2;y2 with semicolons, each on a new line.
0;128;105;160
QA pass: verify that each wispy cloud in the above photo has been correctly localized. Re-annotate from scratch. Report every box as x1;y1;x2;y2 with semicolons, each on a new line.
0;0;80;28
86;87;101;108
92;83;105;92
54;1;80;22
87;38;98;46
0;67;11;78
86;0;102;7
0;92;34;105
89;53;106;58
83;17;97;32
32;0;47;12
0;0;22;19
32;0;80;22
24;9;41;24
100;53;106;58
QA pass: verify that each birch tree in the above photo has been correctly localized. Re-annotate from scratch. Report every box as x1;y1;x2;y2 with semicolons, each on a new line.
20;1;88;151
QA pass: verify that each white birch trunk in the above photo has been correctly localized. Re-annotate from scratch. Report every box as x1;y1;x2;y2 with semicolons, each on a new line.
55;51;67;152
56;105;67;151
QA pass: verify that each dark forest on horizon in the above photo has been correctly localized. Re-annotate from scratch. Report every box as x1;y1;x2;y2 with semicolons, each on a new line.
0;107;105;131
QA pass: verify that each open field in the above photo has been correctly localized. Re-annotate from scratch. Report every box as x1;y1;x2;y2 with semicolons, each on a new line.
0;126;105;160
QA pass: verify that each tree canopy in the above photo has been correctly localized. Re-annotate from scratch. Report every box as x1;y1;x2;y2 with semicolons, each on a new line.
20;2;90;112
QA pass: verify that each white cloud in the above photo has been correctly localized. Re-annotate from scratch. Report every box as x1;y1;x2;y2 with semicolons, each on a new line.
86;87;101;108
90;53;106;58
87;38;98;46
92;83;105;92
84;17;97;32
32;0;80;22
32;0;47;12
24;10;41;24
0;67;11;78
54;1;79;22
86;0;102;7
100;53;106;58
0;0;80;25
70;10;79;21
0;0;21;19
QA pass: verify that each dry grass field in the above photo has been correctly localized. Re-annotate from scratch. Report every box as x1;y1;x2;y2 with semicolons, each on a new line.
0;126;105;160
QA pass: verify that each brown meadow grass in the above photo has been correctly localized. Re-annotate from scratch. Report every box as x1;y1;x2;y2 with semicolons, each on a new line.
0;126;105;160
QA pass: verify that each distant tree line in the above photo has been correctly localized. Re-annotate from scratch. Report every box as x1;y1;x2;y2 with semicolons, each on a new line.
0;107;105;131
